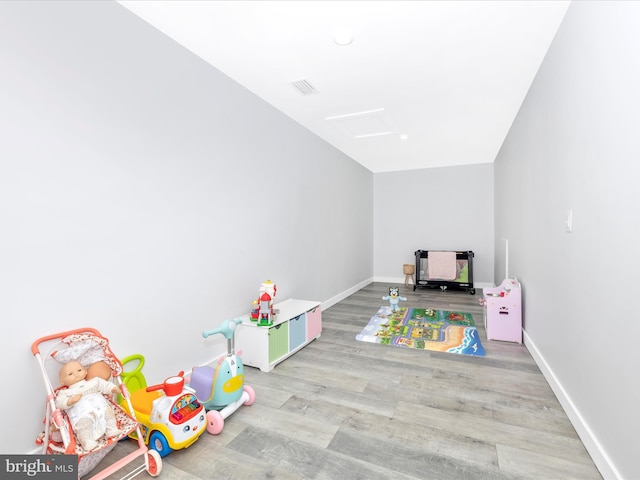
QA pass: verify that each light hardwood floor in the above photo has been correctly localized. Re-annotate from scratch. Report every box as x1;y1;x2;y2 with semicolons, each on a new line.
100;282;602;480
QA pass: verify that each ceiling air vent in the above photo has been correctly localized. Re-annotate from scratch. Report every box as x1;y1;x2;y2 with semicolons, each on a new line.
290;79;318;96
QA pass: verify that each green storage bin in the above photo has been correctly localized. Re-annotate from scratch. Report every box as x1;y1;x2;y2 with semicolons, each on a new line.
268;322;289;363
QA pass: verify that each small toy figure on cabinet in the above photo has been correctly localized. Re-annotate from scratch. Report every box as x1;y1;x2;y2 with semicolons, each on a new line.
382;287;407;313
250;280;277;326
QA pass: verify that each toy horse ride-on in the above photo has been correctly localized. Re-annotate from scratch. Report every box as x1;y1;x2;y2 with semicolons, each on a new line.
188;318;256;434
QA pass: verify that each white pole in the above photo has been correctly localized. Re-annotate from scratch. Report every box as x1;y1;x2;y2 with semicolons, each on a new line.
505;238;509;279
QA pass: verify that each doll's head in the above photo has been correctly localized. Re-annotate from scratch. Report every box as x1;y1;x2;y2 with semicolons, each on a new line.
59;360;88;387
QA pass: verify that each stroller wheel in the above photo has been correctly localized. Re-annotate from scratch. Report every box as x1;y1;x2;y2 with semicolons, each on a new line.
146;449;162;476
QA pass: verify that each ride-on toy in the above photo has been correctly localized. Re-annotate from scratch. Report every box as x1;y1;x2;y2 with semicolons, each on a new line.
119;355;206;458
188;318;256;434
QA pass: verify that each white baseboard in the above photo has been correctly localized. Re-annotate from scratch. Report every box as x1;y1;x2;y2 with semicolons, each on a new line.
523;330;620;480
373;276;493;290
374;276;409;284
320;277;373;311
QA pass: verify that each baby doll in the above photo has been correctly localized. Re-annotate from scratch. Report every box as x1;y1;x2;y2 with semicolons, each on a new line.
55;361;122;451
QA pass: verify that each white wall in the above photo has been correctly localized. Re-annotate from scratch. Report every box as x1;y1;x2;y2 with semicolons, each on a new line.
494;2;640;478
374;163;494;286
0;1;373;454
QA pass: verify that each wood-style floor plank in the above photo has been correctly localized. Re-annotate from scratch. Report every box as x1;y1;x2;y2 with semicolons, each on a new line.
98;282;602;479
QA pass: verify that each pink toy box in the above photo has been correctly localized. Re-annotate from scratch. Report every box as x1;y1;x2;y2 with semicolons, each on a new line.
483;278;522;343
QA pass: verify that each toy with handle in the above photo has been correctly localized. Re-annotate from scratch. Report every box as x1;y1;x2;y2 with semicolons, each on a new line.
146;371;185;397
119;354;148;404
189;318;256;434
119;358;206;458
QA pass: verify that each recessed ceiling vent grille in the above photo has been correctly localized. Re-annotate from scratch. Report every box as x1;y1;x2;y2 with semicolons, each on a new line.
290;79;318;96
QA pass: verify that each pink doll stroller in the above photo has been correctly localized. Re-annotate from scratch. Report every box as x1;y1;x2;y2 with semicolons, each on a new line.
32;328;162;479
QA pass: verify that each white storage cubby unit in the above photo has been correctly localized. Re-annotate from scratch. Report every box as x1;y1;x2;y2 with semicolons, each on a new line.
235;298;322;372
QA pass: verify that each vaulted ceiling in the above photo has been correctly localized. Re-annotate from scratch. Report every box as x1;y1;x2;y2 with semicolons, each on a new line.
118;1;570;173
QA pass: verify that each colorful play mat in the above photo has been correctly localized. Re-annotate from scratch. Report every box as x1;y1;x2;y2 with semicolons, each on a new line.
355;306;485;357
